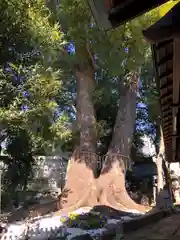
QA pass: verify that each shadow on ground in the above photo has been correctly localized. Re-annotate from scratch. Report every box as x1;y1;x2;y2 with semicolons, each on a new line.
1;203;174;240
0;188;70;223
1;205;143;240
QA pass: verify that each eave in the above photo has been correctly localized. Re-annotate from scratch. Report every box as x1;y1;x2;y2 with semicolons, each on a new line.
87;0;169;31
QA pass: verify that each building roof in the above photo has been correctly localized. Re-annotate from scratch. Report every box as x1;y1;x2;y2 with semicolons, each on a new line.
87;0;169;31
107;0;169;28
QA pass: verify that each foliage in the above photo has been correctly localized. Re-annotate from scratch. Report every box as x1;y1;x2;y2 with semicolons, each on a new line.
1;127;35;207
0;0;64;63
62;211;106;230
93;70;119;155
4;127;34;186
139;52;162;153
0;0;71;205
52;0;159;75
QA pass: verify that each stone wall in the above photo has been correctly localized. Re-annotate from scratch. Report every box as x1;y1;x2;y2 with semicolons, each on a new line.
32;155;69;195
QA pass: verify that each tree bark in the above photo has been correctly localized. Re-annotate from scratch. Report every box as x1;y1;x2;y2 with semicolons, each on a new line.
59;70;150;213
97;73;149;212
59;66;99;211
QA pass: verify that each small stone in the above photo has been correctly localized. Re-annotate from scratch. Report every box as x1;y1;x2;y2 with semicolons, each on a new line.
105;223;122;232
105;219;122;233
70;234;93;240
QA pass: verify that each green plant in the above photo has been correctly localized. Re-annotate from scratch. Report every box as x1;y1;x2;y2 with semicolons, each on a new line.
63;212;107;230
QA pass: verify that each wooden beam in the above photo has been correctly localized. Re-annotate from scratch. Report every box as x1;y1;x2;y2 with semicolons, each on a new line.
157;53;173;66
163;109;172;114
163;120;172;125
164;133;171;139
143;2;180;44
160;73;173;87
108;0;169;28
163;130;171;135
162;104;171;110
163;124;172;129
164;131;171;135
160;82;172;90
172;38;180;161
156;39;173;50
164;134;172;141
161;97;173;106
163;116;172;122
163;131;172;135
163;123;172;129
162;112;172;117
159;69;173;80
171;134;180;138
160;92;172;99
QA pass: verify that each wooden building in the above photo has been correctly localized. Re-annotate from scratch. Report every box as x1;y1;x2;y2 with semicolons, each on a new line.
87;0;169;31
144;2;180;163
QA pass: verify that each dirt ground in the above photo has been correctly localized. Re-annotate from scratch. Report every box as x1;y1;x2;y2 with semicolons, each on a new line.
123;213;180;240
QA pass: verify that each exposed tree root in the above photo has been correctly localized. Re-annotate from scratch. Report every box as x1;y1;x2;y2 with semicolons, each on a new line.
58;154;150;215
97;181;149;213
58;152;99;213
97;157;150;213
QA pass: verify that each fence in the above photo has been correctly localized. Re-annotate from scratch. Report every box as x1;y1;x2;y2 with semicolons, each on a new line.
0;155;68;215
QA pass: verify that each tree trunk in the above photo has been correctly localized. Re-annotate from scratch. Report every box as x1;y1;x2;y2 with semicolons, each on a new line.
59;66;99;211
59;70;150;213
97;73;149;212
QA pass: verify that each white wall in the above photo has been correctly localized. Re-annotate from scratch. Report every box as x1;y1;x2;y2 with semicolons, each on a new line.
141;135;156;158
169;162;180;176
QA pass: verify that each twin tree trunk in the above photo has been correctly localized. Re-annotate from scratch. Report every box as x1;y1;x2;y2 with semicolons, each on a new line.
60;70;148;213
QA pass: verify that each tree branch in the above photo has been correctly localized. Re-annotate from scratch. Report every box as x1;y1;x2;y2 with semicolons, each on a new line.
85;42;96;70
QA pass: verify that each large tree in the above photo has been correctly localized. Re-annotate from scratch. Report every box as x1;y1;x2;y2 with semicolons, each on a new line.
52;0;161;212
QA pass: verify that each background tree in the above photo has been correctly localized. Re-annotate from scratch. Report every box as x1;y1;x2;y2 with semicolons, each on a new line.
0;0;71;207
